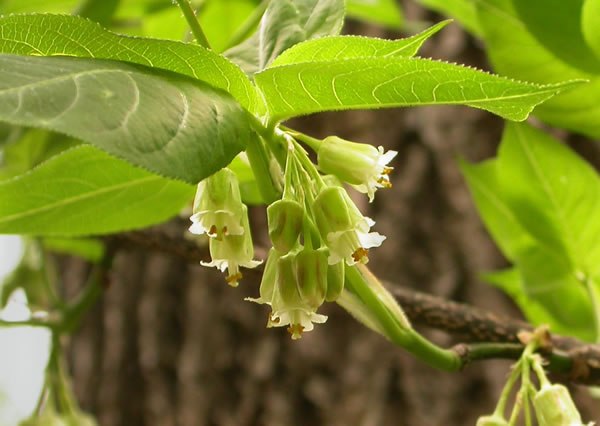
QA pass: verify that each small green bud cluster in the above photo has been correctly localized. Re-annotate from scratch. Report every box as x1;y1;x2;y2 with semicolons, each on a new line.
476;334;591;426
190;129;395;339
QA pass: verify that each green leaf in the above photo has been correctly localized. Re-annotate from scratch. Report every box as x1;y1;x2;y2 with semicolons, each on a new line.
346;0;403;29
225;0;345;74
483;268;595;341
0;13;258;111
0;129;79;181
228;154;264;205
459;158;532;261
582;0;600;58
198;0;257;53
0;145;194;236
497;123;600;276
475;0;600;137
0;54;254;183
75;0;121;24
416;0;482;36
269;20;450;67
42;237;105;263
255;57;580;121
0;0;77;13
462;124;600;341
512;0;600;73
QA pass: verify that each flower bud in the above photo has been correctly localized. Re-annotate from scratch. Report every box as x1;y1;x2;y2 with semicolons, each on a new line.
295;247;328;309
267;199;304;253
533;383;583;426
317;136;397;202
313;186;385;265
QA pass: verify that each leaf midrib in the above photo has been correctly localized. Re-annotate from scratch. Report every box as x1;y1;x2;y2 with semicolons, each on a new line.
0;175;161;225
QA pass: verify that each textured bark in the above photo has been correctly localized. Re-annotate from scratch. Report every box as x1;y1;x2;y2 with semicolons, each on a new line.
59;3;600;425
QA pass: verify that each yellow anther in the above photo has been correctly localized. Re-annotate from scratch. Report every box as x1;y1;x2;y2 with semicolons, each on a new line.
225;272;242;287
352;247;369;263
287;323;305;339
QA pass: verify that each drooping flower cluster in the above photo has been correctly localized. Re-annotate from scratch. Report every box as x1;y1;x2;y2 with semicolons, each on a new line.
190;131;397;338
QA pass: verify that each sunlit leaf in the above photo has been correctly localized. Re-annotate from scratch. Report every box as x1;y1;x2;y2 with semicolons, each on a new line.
497;123;600;275
483;268;595;341
0;145;194;236
255;57;580;121
459;159;532;261
269;20;450;67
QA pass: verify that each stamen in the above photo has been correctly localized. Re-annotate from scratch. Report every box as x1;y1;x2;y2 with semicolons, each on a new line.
226;272;242;287
208;224;218;238
222;226;228;236
267;313;279;328
382;166;393;175
377;177;393;188
287;323;305;339
352;247;369;263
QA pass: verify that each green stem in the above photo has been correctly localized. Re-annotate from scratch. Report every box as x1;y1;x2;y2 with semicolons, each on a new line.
344;265;462;372
224;0;270;50
174;0;211;48
48;334;77;416
59;265;104;333
494;360;522;418
245;135;281;204
281;126;323;152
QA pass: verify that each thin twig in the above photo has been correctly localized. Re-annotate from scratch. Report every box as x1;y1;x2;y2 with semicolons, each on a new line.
106;228;600;385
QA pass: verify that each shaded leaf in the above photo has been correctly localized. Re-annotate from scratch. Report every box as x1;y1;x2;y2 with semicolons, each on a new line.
0;145;194;236
0;13;258;111
416;0;482;36
512;0;600;73
346;0;403;29
225;0;345;74
475;0;600;137
0;54;254;183
255;56;580;121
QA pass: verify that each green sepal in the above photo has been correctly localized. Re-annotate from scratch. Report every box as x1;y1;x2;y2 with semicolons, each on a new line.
533;383;583;426
295;247;328;309
267;199;305;253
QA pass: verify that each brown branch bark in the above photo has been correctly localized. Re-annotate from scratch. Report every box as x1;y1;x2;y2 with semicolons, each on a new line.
105;229;600;386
